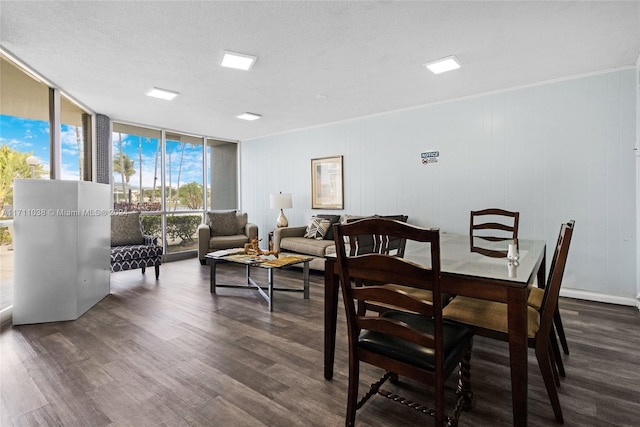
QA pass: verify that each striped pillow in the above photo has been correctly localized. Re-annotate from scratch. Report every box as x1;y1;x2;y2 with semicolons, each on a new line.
304;217;332;240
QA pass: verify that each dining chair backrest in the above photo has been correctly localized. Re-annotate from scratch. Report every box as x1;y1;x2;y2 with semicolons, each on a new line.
334;217;442;323
470;208;519;241
345;214;408;256
537;220;575;343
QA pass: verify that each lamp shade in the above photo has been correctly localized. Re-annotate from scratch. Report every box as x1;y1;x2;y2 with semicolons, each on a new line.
270;193;292;209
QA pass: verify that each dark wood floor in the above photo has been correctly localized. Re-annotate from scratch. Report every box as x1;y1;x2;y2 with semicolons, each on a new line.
1;259;639;426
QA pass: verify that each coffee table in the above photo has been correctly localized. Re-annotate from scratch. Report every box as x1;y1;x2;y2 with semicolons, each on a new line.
205;249;313;311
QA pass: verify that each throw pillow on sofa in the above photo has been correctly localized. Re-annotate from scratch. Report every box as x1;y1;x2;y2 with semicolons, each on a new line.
304;217;332;239
314;214;341;240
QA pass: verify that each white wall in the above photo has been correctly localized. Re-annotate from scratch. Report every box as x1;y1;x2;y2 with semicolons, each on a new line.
636;54;640;309
240;69;637;305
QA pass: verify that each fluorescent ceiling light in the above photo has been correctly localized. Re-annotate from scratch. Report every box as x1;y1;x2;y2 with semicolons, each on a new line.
424;55;461;74
145;87;179;100
236;112;261;121
221;51;257;70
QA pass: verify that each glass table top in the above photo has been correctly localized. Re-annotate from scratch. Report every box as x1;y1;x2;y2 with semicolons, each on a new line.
403;233;546;284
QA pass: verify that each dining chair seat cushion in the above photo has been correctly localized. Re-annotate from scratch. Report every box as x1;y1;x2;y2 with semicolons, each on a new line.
359;310;474;371
443;296;540;338
527;287;544;310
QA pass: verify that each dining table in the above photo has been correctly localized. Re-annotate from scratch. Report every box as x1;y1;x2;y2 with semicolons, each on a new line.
323;232;547;427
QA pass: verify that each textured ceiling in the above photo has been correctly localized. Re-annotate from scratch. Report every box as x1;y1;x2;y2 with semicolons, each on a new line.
1;1;638;142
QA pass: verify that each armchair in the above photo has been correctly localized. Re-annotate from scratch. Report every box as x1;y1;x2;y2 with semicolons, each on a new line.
198;210;258;264
110;212;163;279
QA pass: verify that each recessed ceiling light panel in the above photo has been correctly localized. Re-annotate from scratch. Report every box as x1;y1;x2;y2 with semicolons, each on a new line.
221;51;257;71
236;112;261;121
145;87;179;100
424;55;462;74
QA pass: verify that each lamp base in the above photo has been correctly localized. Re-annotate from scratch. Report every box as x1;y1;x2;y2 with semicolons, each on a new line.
276;209;288;228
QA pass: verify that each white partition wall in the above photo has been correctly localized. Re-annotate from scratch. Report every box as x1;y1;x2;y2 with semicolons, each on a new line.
12;179;110;325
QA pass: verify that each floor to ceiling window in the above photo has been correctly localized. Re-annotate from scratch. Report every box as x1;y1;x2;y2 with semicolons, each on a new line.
0;52;92;318
111;123;164;253
111;123;162;208
164;132;204;255
60;94;91;181
112;125;238;259
0;54;50;317
0;54;51;180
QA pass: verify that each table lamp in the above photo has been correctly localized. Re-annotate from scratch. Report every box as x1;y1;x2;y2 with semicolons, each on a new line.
270;192;292;228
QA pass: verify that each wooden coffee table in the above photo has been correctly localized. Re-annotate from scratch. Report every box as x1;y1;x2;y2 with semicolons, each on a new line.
205;249;312;311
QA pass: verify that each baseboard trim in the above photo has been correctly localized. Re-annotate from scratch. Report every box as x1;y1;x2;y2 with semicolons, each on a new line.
561;288;638;308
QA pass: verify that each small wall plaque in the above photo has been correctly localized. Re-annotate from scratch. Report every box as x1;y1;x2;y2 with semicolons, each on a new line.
421;150;440;165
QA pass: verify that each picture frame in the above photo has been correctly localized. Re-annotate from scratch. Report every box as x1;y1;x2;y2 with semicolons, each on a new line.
311;155;343;209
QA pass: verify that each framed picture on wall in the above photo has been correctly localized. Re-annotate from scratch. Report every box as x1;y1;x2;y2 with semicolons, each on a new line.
311;155;343;209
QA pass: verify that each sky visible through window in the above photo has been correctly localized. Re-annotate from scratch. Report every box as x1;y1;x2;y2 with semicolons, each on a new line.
1;114;206;191
113;133;204;190
0;114;82;180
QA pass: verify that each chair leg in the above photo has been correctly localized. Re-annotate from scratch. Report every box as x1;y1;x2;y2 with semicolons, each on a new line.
554;308;570;355
389;372;399;384
346;358;359;427
549;342;561;388
436;377;445;427
446;348;473;427
155;264;160;279
536;346;564;423
457;348;474;410
141;266;146;274
550;326;566;378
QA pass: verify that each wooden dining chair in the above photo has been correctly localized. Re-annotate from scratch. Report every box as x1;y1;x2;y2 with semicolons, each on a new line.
333;218;475;427
444;220;574;423
470;208;571;360
469;234;567;378
469;208;519;240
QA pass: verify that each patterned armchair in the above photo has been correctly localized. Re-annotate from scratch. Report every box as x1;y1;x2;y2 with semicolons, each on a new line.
111;212;162;279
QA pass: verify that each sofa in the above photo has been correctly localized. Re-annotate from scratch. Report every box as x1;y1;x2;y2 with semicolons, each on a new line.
272;214;408;271
111;211;163;279
198;210;258;264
